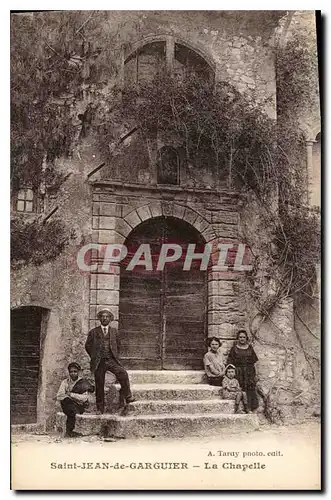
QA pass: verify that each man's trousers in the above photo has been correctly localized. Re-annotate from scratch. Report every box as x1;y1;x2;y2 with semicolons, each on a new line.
60;397;85;435
94;358;132;413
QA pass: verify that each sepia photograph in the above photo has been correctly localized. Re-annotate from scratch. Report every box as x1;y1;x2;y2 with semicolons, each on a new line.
10;8;321;490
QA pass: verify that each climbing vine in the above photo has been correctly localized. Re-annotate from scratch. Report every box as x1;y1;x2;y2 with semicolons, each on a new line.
98;72;320;314
11;217;75;267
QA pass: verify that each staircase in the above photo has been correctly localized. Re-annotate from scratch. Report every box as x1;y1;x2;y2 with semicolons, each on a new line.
56;371;259;438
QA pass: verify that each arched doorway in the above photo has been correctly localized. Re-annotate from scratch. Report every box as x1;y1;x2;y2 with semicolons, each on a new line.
119;216;207;370
11;306;47;424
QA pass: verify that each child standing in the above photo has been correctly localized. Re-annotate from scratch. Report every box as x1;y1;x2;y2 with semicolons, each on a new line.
203;337;225;386
222;364;249;413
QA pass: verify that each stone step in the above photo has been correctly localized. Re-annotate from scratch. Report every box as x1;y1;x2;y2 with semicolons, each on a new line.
127;399;235;415
125;370;207;385
11;422;45;435
57;412;259;438
87;384;224;414
127;384;222;401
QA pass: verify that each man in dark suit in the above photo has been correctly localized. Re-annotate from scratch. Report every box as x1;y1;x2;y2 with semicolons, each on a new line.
85;308;135;414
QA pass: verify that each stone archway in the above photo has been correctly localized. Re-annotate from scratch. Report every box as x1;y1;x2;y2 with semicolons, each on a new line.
118;215;208;370
120;201;217;243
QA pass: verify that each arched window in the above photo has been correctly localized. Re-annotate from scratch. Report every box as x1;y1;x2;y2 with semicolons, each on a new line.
174;43;212;81
124;42;166;85
124;39;214;86
156;146;180;185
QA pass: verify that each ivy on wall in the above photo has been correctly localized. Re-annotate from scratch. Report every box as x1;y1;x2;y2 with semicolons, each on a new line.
11;217;74;267
98;73;320;311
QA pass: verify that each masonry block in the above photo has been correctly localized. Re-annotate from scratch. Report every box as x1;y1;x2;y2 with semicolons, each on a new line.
202;226;217;243
193;215;209;234
92;202;100;216
96;263;121;275
213;223;238;238
99;203;118;217
89;290;97;304
124;210;141;228
208;295;238;309
91;229;99;243
115;218;132;238
183;207;199;226
208;309;244;326
149;201;163;218
137;205;152;221
161;201;173;217
98;230;125;245
96;273;120;291
208;280;236;296
90;274;97;289
99;216;116;230
92;216;99;229
172;203;186;220
96;290;120;306
218;322;240;338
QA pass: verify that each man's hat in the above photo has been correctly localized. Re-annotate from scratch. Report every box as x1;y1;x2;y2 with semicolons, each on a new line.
97;308;114;319
68;362;81;371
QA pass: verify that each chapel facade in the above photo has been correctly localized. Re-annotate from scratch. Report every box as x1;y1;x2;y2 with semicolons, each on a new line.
11;11;320;429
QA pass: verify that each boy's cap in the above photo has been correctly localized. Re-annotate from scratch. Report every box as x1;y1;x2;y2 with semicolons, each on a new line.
68;362;81;371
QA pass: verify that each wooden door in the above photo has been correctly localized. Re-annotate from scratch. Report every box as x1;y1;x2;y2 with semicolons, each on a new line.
163;260;206;369
119;216;207;370
119;218;163;369
11;307;42;424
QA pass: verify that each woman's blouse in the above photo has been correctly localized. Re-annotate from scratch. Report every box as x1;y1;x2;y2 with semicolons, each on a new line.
203;350;225;378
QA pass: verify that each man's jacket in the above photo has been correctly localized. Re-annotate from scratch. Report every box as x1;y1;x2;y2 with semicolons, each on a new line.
85;326;121;373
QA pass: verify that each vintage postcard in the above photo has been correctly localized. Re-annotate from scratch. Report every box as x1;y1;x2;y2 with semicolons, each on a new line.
10;9;321;490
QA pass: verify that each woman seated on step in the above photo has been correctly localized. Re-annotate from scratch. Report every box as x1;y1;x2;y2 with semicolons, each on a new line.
203;337;225;386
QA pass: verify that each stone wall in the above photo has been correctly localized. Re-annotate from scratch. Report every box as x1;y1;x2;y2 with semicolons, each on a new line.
11;142;95;428
238;192;321;420
119;11;278;117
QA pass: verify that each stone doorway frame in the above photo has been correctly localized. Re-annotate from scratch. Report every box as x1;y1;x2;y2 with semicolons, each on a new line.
89;183;245;357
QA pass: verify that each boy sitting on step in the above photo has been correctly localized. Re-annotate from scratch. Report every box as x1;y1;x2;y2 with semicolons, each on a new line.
222;364;249;414
56;362;94;437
